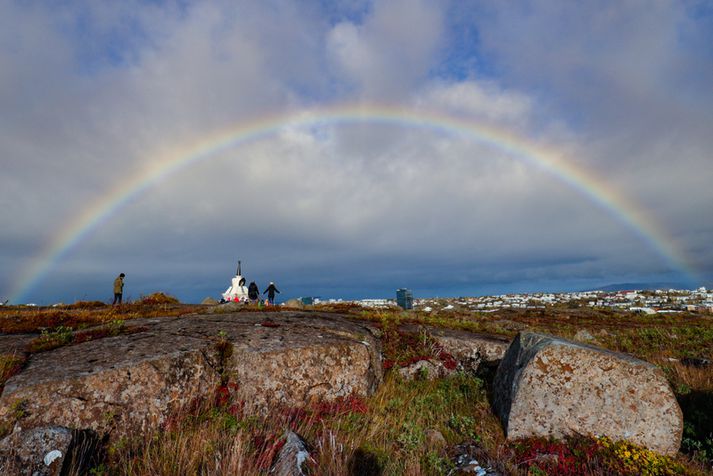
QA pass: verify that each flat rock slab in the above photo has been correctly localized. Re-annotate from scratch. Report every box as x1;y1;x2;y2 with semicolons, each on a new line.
493;332;683;455
0;334;34;355
427;327;509;368
398;324;510;372
0;312;382;440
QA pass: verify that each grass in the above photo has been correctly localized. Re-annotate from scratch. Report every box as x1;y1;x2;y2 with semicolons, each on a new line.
26;320;148;353
0;353;26;394
100;372;503;475
0;299;196;335
97;370;709;475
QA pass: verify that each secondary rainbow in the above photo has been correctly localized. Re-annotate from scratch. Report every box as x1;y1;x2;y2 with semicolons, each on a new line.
9;103;697;303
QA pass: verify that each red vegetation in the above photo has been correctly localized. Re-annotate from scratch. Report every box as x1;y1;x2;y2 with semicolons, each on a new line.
313;394;369;418
513;436;604;476
214;382;240;408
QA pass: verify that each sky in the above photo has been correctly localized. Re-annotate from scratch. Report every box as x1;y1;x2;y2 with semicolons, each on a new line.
1;0;712;304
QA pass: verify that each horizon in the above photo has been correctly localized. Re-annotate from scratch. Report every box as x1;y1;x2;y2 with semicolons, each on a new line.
2;1;712;305
5;277;711;307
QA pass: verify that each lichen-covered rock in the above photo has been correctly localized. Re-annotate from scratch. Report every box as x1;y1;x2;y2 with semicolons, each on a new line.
572;329;598;344
428;328;509;371
0;334;33;355
0;426;97;475
398;359;451;381
0;313;382;441
493;332;683;455
397;325;509;373
0;331;219;438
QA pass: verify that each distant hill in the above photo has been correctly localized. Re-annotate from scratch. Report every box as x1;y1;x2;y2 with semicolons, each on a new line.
591;282;692;292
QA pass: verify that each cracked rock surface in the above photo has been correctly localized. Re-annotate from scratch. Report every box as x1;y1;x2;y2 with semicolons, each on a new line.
0;312;382;440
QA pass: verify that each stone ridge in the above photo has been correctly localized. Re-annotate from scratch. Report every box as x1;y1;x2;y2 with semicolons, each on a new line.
0;312;383;440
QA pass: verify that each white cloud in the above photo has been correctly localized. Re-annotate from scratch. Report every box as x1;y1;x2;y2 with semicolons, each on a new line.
327;0;445;98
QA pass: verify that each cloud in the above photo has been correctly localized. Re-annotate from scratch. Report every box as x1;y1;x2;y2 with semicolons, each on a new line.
326;0;445;98
1;0;711;303
469;0;713;270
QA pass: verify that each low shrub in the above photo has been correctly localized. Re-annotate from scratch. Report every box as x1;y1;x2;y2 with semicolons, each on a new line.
28;325;73;352
137;293;180;305
513;435;695;476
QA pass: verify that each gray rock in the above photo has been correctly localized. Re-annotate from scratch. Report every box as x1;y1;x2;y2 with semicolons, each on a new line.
449;444;501;475
396;325;509;373
681;357;711;368
0;313;382;441
270;431;311;476
201;297;218;305
493;332;683;455
207;301;245;312
398;359;451;381
573;329;598;344
425;428;447;451
0;335;34;355
0;426;97;476
428;328;509;371
284;299;304;308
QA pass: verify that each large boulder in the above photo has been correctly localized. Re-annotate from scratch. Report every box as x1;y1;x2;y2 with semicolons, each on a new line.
493;332;683;455
0;313;382;441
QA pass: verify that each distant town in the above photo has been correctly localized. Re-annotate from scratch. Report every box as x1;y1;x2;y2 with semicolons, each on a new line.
4;287;713;314
305;287;713;314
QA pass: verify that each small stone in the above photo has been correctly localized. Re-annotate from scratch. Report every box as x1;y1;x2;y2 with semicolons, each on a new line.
270;431;311;476
449;444;501;475
681;357;711;368
424;428;447;451
573;329;597;344
398;360;450;381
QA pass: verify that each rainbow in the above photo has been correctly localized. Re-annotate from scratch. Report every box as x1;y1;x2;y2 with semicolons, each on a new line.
8;103;697;303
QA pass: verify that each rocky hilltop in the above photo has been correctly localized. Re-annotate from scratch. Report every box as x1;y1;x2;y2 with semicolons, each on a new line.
0;310;686;474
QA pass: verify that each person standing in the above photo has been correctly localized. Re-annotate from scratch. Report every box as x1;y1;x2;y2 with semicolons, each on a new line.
263;282;280;305
248;281;260;304
113;273;125;305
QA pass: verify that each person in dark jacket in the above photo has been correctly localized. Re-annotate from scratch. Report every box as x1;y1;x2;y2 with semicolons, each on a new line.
113;273;125;305
248;281;260;304
263;282;280;305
